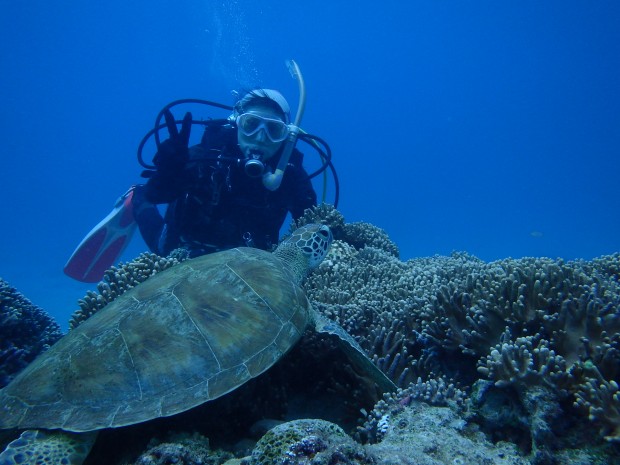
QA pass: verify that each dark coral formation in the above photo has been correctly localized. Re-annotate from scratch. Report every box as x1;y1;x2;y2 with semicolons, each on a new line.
69;252;184;329
0;278;62;388
295;205;620;458
247;419;370;465
134;432;232;465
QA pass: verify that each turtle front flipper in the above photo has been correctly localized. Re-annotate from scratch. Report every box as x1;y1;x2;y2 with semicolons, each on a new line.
0;430;97;465
310;309;397;394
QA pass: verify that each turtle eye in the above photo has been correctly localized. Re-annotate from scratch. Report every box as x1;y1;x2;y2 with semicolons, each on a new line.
317;226;332;243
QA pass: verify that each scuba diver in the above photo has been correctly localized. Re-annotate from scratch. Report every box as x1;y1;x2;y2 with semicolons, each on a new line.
133;88;317;257
64;61;339;283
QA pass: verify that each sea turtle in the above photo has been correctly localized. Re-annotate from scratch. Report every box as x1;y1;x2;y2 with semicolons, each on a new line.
0;224;395;465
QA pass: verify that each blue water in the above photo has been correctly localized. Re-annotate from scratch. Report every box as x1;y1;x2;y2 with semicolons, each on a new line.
1;1;619;329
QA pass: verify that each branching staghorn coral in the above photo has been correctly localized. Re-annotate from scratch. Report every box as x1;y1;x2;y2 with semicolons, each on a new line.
477;333;570;392
571;333;620;442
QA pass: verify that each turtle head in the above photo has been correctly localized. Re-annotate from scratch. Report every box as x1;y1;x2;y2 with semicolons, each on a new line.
275;224;333;282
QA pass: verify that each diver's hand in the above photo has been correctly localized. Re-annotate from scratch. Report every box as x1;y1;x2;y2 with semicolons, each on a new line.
152;110;192;173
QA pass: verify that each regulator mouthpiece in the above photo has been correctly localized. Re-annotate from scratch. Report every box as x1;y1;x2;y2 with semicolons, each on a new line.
244;153;265;178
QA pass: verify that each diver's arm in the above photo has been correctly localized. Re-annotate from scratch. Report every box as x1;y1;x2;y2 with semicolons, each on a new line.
142;167;187;204
141;110;192;203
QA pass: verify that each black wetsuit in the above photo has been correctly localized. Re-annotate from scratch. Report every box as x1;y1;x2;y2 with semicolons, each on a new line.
134;120;317;257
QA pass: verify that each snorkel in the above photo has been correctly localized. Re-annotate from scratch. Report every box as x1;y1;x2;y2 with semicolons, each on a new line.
262;60;306;191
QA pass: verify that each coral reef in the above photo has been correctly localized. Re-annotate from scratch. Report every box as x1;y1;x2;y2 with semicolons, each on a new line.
0;278;62;388
296;205;620;460
69;252;184;329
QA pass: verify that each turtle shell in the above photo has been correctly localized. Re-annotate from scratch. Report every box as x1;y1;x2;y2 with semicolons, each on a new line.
0;247;310;432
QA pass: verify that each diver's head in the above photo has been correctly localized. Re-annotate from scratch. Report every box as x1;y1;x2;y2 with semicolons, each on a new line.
234;88;291;123
233;89;291;176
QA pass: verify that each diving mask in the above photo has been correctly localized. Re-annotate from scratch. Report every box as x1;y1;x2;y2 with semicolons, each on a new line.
236;113;289;143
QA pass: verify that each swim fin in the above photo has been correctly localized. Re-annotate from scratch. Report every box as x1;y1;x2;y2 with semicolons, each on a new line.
64;188;137;282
